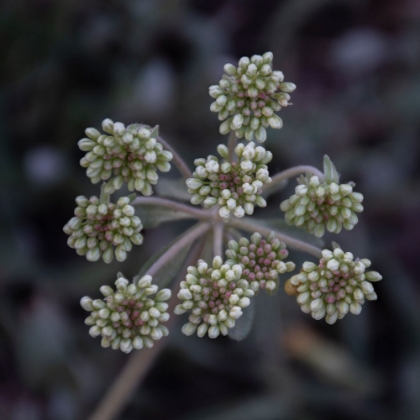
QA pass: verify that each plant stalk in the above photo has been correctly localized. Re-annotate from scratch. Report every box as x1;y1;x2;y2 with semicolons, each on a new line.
212;222;224;258
132;196;211;219
264;165;325;192
147;222;211;277
87;237;208;420
227;132;238;162
158;136;193;179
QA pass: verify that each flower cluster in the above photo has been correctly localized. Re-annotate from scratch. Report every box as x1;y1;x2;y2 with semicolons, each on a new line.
78;119;173;195
225;232;295;295
209;52;296;142
63;195;143;263
81;274;171;353
280;175;364;237
175;257;255;338
286;247;382;324
186;142;272;222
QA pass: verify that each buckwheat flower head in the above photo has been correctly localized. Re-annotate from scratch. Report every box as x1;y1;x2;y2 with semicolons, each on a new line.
286;247;382;324
280;174;364;237
209;52;296;142
63;195;143;263
186;142;272;222
175;257;255;339
78;120;173;195
225;232;295;295
81;274;171;353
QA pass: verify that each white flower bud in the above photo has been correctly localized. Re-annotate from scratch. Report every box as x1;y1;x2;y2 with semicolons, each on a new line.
365;271;382;282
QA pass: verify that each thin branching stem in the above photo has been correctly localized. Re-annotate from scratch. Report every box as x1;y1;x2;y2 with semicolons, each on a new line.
227;132;238;162
212;222;224;258
264;165;325;192
88;237;208;420
158;135;193;179
228;218;323;258
147;222;211;277
132;196;211;219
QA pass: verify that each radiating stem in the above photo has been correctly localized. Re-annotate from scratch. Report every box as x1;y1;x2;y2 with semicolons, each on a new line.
157;136;192;179
264;165;325;192
99;183;110;205
147;222;211;277
227;132;238;162
212;222;224;258
87;237;207;420
132;196;211;219
228;218;323;258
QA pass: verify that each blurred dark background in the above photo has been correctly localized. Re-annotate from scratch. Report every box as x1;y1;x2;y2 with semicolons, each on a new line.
1;0;420;419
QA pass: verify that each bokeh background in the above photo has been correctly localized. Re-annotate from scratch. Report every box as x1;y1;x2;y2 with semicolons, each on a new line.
2;0;420;419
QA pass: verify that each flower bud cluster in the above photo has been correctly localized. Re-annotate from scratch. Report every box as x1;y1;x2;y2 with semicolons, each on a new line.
175;257;255;339
209;52;296;142
63;195;143;263
287;247;382;324
225;232;295;295
81;274;171;353
78;119;173;195
186;142;272;222
280;175;364;237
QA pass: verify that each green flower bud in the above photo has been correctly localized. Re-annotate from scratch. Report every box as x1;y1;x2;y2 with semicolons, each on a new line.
78;120;173;195
280;175;364;237
81;274;171;353
64;195;143;263
209;53;295;141
177;257;255;339
186;142;272;222
287;247;381;324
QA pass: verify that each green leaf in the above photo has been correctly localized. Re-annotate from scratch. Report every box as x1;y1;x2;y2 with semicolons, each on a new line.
150;124;159;138
250;218;324;248
128;193;137;203
155;178;191;202
331;241;341;250
323;155;340;183
136;225;201;288
228;299;255;341
135;204;193;228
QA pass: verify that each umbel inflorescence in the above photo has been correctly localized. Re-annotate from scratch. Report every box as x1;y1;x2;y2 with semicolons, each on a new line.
285;246;382;324
79;121;173;196
209;52;296;142
65;51;382;355
186;142;272;221
225;232;295;295
81;274;171;353
63;195;143;263
280;174;364;237
175;257;255;338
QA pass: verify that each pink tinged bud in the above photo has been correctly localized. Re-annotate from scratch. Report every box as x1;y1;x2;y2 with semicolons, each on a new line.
325;294;336;304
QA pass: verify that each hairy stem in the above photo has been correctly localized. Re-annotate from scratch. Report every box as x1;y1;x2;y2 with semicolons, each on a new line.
227;132;238;162
228;218;323;258
132;196;211;219
264;165;325;192
213;222;224;258
147;222;211;277
88;238;207;420
157;135;193;179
